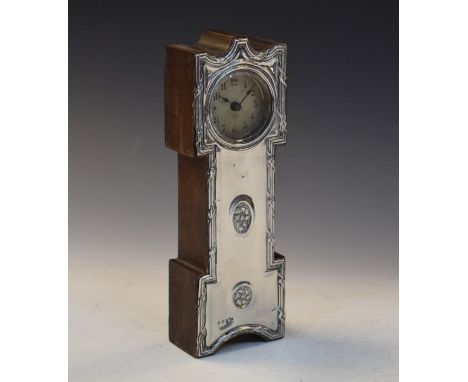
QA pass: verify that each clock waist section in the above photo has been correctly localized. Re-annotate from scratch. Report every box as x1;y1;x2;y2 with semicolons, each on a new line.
204;142;280;347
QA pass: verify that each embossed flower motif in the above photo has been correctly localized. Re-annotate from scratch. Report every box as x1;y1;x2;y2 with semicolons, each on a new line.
232;202;252;234
233;285;253;309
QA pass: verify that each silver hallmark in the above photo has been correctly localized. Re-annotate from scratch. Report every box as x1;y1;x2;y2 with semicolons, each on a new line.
217;317;234;330
193;38;287;357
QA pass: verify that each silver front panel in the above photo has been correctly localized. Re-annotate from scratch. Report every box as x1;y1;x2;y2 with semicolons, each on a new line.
205;143;279;346
193;37;287;356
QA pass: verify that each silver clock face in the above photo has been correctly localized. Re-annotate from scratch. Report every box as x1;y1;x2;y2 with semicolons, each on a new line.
209;70;273;144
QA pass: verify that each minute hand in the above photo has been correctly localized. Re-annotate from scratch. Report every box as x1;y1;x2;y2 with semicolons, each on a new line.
238;84;256;105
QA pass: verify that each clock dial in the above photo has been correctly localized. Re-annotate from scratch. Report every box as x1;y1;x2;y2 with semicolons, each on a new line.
209;71;272;144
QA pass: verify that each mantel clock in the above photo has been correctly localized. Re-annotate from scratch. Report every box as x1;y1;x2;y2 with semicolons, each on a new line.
165;30;287;358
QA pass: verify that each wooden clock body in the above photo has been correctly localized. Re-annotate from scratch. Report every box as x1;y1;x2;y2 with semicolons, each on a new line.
165;31;287;358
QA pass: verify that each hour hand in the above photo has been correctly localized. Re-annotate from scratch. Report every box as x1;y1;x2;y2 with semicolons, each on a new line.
221;96;231;104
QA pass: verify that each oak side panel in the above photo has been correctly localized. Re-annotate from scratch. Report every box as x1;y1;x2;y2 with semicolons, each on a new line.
164;45;200;158
178;153;209;273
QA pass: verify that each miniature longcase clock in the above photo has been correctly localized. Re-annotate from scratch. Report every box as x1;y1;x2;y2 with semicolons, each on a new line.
165;31;287;358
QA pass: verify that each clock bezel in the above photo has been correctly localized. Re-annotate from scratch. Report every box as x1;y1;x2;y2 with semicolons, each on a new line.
204;63;277;150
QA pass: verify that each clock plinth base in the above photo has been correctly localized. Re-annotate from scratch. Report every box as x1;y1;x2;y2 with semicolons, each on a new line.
169;253;286;358
168;258;204;357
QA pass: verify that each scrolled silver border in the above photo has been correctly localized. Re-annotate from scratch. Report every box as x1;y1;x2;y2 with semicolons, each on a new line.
194;38;287;357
